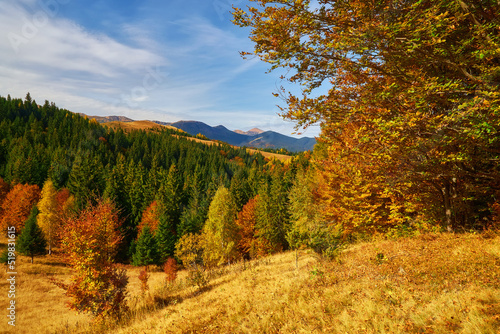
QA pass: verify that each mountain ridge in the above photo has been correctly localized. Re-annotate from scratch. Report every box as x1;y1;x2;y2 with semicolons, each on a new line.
88;116;316;152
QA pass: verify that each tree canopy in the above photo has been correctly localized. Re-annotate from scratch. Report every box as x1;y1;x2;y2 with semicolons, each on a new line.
234;0;500;233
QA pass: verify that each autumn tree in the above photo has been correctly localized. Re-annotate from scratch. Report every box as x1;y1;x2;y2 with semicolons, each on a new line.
137;201;161;235
0;183;41;233
174;233;207;289
235;195;259;259
55;200;128;320
202;186;239;267
233;0;500;233
37;180;59;255
17;207;47;263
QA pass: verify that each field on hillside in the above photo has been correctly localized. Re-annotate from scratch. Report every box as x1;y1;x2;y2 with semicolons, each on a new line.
1;232;500;333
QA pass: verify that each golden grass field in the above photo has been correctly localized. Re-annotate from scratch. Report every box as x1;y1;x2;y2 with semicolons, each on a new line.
1;232;500;333
100;120;293;162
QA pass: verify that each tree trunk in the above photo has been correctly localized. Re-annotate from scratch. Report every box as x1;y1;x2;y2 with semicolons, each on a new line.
442;181;453;232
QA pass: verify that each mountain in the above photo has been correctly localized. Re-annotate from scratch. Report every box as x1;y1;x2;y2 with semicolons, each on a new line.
234;128;265;136
88;117;316;152
170;120;316;152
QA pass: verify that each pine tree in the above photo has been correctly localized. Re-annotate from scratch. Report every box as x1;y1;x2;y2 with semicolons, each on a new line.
17;207;47;263
132;226;160;268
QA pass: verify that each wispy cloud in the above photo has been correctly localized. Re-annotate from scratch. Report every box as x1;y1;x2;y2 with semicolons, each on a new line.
0;0;320;137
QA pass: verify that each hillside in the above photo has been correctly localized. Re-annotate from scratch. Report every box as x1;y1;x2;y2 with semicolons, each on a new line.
170;120;316;152
99;119;292;162
2;232;499;333
101;120;182;133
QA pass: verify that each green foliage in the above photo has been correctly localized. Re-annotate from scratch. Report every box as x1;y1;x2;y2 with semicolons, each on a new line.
0;94;280;262
255;168;292;253
0;250;8;264
132;226;160;267
17;206;47;263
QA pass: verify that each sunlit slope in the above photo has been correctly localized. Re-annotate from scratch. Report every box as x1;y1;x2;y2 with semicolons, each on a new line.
115;232;500;334
101;120;292;162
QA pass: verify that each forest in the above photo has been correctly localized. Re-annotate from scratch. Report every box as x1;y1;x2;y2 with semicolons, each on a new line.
1;0;499;327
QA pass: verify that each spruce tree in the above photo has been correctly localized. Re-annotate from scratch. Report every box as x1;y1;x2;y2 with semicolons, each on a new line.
132;226;159;268
18;207;47;263
156;214;177;263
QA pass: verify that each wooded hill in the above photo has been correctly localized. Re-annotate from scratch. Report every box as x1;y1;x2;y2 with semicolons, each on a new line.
0;93;311;265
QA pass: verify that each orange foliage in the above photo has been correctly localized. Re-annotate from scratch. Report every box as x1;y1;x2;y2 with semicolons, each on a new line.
137;201;161;236
55;200;127;319
235;195;259;258
0;183;41;233
163;257;178;282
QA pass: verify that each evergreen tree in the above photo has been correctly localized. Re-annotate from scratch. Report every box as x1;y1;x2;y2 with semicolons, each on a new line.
18;207;47;263
156;216;177;263
132;226;160;268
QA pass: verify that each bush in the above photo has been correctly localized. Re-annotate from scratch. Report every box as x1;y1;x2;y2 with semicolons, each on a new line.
163;257;178;283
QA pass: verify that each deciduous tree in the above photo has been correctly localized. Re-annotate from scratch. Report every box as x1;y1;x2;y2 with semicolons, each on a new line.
235;195;259;258
37;180;59;255
55;200;128;320
233;0;500;233
0;183;41;233
202;186;239;266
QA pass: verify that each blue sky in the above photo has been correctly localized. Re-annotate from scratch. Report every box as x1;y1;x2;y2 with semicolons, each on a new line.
0;0;320;137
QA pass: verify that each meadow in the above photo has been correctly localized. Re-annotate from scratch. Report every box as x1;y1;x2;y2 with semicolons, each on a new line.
1;232;499;333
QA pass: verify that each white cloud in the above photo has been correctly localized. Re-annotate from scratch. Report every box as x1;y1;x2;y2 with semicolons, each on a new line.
0;2;166;99
0;1;319;138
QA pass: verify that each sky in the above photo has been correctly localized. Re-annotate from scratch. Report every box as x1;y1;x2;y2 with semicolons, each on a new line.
0;0;321;138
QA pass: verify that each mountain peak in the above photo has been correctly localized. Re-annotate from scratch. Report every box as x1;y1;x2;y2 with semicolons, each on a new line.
234;128;265;136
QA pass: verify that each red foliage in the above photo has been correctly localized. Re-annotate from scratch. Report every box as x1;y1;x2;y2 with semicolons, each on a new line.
0;183;41;233
163;257;178;282
138;268;150;293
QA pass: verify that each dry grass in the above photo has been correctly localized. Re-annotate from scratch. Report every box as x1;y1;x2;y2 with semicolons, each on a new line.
102;120;181;133
2;232;500;333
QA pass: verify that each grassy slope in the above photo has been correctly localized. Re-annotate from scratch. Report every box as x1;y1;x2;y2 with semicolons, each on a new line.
1;232;499;333
101;120;292;162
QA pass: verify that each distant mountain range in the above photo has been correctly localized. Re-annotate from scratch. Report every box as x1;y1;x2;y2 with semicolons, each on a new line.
88;116;316;152
161;121;316;152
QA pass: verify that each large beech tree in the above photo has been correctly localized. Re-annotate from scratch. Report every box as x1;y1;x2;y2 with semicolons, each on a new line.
55;200;128;320
234;0;500;233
